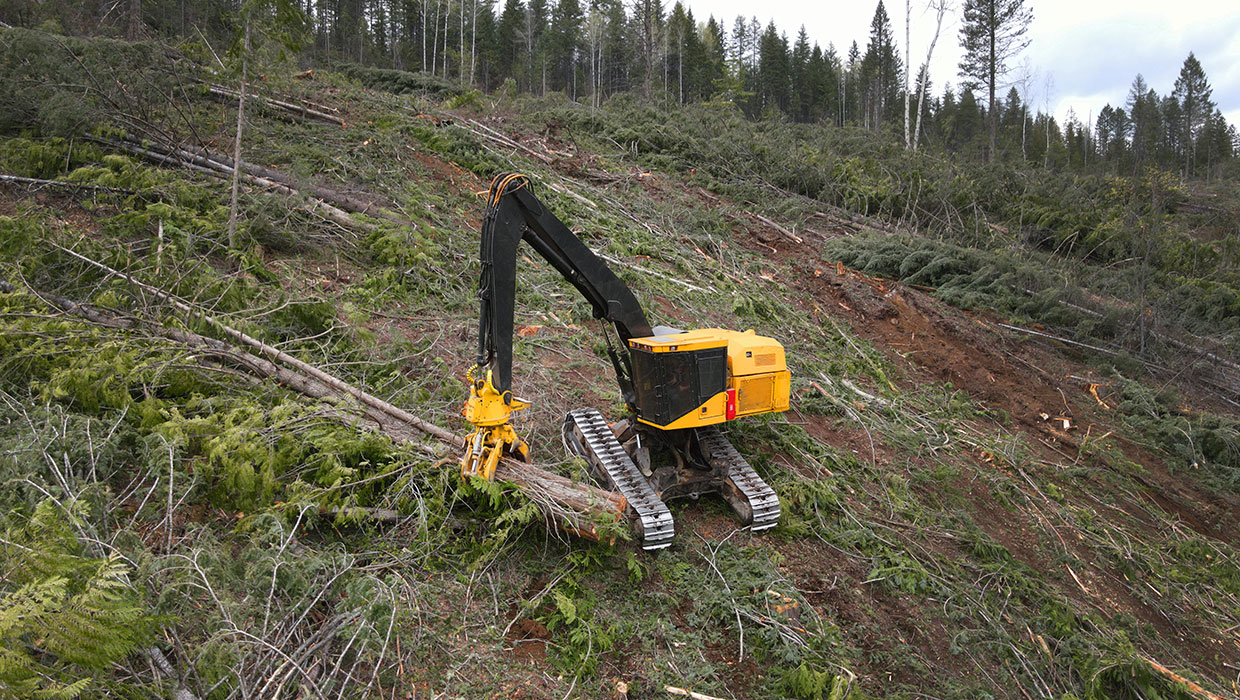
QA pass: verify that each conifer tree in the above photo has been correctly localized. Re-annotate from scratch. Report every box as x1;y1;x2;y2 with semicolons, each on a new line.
756;22;790;115
1172;52;1214;177
1095;103;1131;170
548;0;582;95
601;0;629;94
1161;95;1183;165
527;0;549;92
790;26;812;122
958;0;1031;161
494;0;522;84
700;16;728;99
815;42;842;125
861;1;901;130
845;40;860;124
470;0;497;86
632;0;664;98
807;42;839;124
953;86;984;155
665;2;691;102
1001;86;1024;157
679;8;708;101
725;15;755;107
729;15;748;73
1200;108;1232;180
1126;74;1159;169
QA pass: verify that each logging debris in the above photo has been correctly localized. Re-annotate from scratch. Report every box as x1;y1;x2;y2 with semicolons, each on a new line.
0;173;136;195
35;246;628;540
205;83;348;128
99;136;423;234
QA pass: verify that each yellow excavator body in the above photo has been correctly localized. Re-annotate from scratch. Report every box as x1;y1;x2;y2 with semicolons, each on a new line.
627;328;791;431
459;172;788;546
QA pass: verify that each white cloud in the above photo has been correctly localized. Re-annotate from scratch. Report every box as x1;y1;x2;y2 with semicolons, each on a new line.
682;0;1240;128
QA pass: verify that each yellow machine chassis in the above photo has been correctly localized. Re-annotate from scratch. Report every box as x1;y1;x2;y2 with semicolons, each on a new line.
628;328;791;431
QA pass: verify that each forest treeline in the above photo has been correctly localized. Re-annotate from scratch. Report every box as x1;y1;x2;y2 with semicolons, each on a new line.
1;0;1237;180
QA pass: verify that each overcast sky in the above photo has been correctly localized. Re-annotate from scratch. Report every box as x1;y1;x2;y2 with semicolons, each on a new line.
682;0;1240;130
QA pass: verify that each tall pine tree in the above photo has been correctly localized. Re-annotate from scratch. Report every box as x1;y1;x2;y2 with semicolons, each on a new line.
958;0;1031;161
790;26;812;122
548;0;583;96
493;0;522;84
755;22;790;115
1172;52;1214;177
860;1;901;130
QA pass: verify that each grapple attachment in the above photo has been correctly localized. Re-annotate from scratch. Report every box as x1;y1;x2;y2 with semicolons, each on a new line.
460;367;529;480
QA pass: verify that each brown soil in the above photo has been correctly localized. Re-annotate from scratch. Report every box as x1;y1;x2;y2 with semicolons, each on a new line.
720;229;1240;683
508;618;551;663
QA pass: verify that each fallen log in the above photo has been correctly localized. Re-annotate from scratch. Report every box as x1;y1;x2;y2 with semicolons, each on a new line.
664;685;730;700
1017;286;1240;383
1139;657;1226;700
29;251;628;540
147;647;200;700
751;212;803;244
591;248;708;293
102;137;371;233
544;180;598;209
167;143;397;224
206;84;347;128
0;173;135;195
456;116;556;164
994;322;1127;357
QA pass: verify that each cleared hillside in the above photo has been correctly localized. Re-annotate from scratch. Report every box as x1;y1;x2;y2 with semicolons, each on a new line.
2;29;1239;700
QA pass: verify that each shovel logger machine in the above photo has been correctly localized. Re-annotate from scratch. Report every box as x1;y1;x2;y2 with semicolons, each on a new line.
460;173;790;549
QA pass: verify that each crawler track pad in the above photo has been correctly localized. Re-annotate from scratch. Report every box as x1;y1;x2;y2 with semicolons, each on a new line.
564;408;675;550
695;426;781;531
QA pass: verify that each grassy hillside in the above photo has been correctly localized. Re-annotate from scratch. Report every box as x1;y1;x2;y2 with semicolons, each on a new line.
2;29;1239;700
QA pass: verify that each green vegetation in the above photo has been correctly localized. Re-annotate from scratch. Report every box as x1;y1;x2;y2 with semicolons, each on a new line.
0;27;1237;700
1;501;159;699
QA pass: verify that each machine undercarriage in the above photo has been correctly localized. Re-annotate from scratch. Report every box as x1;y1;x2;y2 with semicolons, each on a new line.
563;409;780;550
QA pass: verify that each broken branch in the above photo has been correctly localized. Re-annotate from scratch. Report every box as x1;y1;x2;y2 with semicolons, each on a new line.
30;251;626;539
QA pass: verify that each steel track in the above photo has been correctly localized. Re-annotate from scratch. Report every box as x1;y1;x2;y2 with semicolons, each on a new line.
564;408;675;550
695;426;781;531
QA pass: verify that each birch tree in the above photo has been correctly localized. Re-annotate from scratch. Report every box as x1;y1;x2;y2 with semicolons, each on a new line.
910;0;948;150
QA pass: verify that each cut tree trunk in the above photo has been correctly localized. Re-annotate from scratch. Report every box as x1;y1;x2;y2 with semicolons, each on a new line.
22;254;627;541
205;84;347;128
0;174;135;194
103;137;373;233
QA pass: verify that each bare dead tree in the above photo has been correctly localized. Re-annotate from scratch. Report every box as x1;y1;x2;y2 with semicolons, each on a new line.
913;0;950;152
227;18;251;251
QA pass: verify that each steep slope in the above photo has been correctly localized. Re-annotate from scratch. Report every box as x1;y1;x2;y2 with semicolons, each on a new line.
2;33;1239;700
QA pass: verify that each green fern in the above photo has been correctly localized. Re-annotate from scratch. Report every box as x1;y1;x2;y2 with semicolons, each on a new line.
0;501;157;699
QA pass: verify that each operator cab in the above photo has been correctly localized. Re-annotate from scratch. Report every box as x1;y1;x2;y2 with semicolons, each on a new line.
628;328;790;431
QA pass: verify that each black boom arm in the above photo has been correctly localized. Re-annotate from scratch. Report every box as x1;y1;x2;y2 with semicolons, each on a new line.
475;174;653;406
